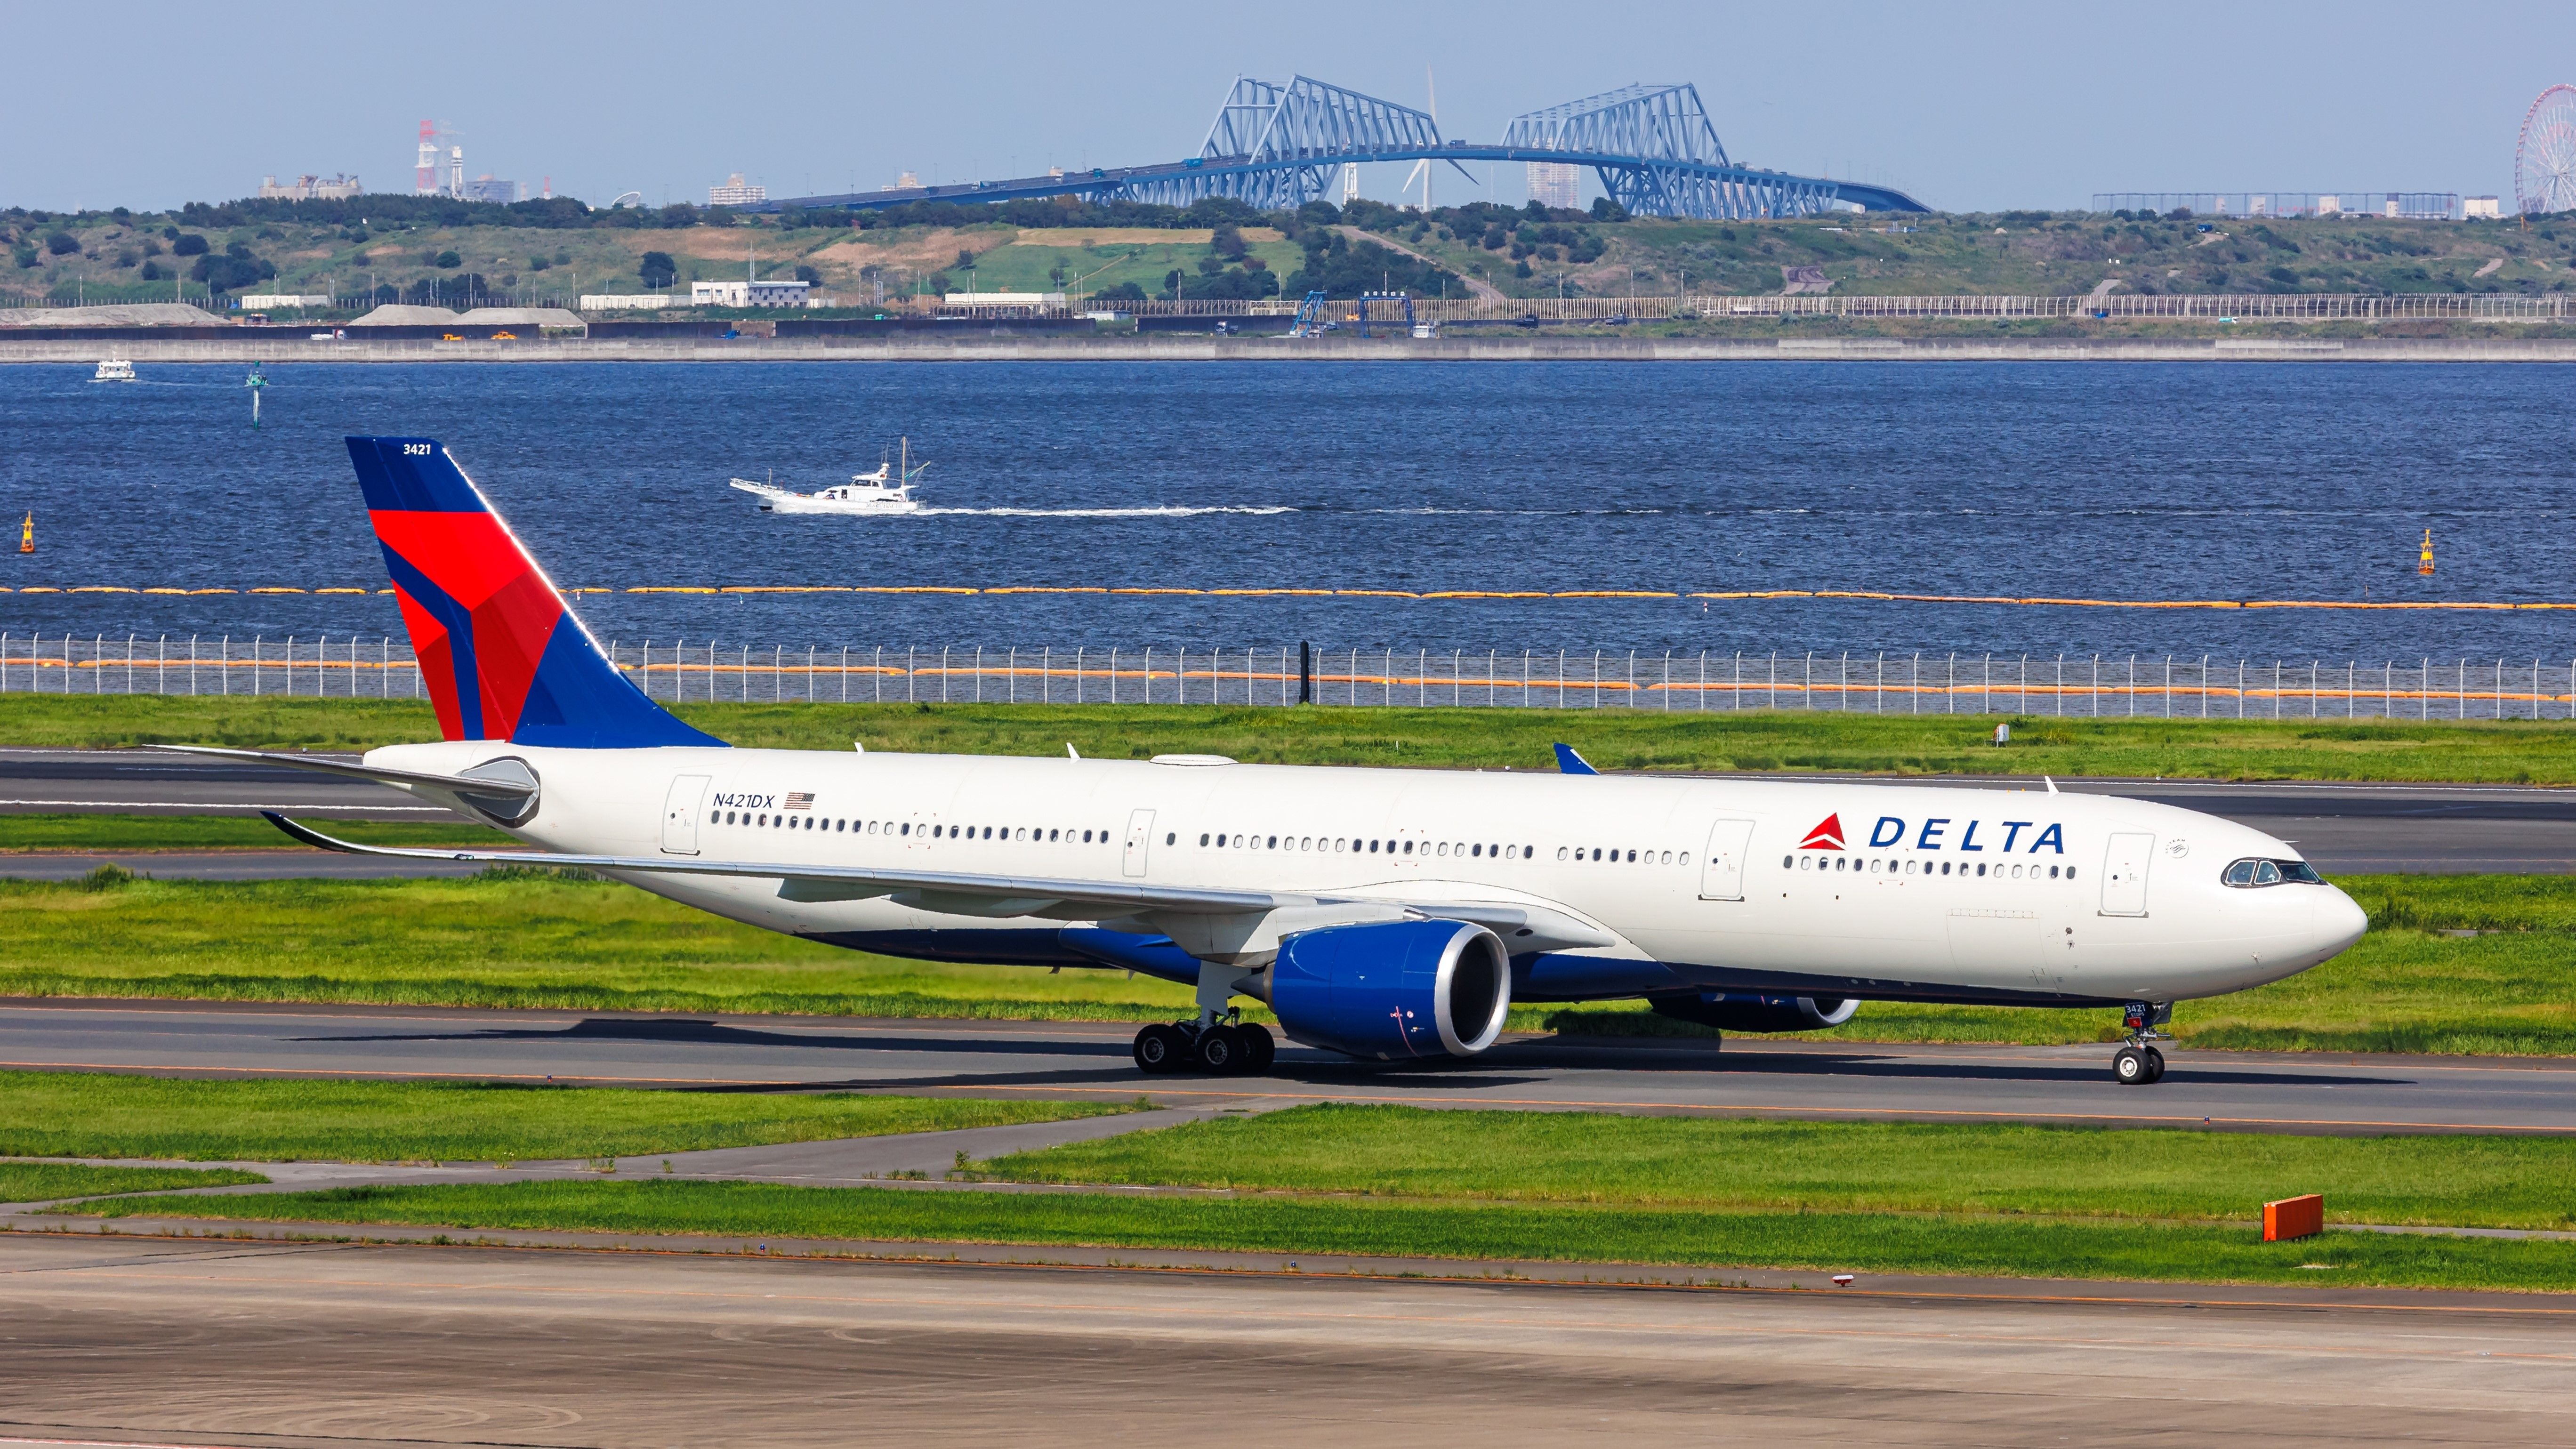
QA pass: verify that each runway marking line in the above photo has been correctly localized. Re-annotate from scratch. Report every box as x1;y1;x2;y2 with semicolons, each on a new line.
0;1439;271;1449
49;1254;2576;1335
0;1059;2567;1134
0;800;450;812
4;1004;2570;1079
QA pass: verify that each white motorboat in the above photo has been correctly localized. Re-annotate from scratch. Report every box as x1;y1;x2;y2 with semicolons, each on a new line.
92;359;136;382
731;438;929;515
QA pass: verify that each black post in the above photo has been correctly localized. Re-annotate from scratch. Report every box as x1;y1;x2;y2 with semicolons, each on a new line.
1298;641;1313;705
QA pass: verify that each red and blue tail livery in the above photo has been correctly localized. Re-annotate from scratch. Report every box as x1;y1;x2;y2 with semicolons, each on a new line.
346;436;723;750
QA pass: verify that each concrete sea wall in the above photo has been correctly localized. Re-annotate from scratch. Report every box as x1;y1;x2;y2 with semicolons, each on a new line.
9;335;2576;363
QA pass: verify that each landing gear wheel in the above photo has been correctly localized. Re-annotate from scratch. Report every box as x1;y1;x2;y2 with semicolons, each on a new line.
1196;1025;1242;1073
2113;1046;2150;1086
1134;1023;1186;1074
2143;1046;2166;1083
1238;1023;1275;1072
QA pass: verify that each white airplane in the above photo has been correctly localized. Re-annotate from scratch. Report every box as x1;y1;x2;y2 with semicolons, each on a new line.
201;438;2369;1087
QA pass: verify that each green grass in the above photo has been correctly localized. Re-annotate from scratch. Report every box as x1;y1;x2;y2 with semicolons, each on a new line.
0;1162;266;1201
13;696;2576;784
981;1104;2576;1230
79;1178;2576;1291
0;814;512;853
0;1071;1123;1163
0;872;1206;1021
1;870;2569;1052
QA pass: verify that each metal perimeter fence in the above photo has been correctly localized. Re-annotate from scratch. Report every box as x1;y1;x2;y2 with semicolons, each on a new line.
9;632;2576;721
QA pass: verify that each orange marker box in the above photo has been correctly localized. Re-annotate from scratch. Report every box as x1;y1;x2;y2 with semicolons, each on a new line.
2264;1194;2325;1242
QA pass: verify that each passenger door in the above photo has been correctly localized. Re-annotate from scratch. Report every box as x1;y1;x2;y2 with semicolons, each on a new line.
2099;832;2154;916
1699;818;1757;901
1122;808;1156;878
660;775;710;855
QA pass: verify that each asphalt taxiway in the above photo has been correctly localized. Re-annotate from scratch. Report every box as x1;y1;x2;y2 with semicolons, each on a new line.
4;1000;2568;1135
3;1236;2568;1447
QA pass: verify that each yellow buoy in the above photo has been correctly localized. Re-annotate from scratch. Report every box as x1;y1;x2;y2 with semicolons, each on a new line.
16;512;28;555
2418;527;2435;576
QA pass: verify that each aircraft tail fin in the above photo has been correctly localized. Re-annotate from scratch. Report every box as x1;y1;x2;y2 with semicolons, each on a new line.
345;436;724;750
1553;743;1599;775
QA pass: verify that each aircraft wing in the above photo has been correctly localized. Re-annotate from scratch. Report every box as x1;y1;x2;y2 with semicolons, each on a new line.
263;813;1297;916
262;813;1619;950
150;744;536;803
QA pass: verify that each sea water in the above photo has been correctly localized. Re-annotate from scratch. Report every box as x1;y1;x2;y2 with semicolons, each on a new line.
2;359;2568;664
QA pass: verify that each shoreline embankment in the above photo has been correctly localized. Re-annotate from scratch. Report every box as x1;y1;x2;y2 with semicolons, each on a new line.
9;336;2576;363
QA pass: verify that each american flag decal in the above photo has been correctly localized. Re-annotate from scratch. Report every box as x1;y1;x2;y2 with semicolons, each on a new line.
784;792;815;811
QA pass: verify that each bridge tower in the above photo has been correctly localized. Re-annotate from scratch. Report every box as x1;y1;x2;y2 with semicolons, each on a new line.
1504;83;1835;219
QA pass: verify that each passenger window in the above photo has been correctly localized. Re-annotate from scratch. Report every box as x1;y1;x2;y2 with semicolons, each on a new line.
2067;867;2077;879
1783;855;1794;869
1557;847;1569;861
1403;841;1414;854
1165;832;1175;845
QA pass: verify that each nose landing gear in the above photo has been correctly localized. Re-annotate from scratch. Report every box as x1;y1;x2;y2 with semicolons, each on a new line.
2112;1000;2172;1085
1132;1012;1276;1076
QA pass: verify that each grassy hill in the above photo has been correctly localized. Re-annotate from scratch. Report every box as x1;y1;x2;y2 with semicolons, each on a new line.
7;193;2571;314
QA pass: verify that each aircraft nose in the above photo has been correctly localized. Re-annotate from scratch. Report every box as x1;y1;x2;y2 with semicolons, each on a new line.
2313;884;2369;958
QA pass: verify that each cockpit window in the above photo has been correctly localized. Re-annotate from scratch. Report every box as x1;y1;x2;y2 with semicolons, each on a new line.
2224;857;2322;887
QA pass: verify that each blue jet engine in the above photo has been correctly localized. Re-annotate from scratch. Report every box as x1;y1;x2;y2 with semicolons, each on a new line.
1269;919;1513;1060
1648;990;1859;1033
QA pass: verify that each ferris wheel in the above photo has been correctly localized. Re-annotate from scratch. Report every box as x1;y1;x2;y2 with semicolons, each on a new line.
2516;84;2576;215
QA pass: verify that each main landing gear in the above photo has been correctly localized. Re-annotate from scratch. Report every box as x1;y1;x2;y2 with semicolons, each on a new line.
1133;1012;1276;1075
2112;1000;2173;1086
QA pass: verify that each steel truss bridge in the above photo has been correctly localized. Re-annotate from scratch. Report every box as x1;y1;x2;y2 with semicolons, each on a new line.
764;78;1926;220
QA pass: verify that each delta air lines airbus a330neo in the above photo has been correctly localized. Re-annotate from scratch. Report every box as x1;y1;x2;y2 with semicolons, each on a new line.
202;439;2370;1086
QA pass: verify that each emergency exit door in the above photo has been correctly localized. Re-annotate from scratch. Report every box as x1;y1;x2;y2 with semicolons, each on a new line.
1123;809;1156;878
1699;819;1756;901
2100;832;2154;916
661;775;709;855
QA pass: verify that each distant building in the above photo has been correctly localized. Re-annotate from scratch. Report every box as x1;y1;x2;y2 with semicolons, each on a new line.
944;291;1066;309
1527;162;1580;211
896;171;922;189
580;294;680;311
2466;195;2504;218
1779;266;1833;295
708;173;767;206
258;174;362;201
235;293;332;308
691;278;811;307
2093;192;2463;220
460;174;518;204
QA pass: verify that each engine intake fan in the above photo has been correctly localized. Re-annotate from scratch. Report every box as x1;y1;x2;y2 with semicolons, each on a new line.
1270;919;1512;1061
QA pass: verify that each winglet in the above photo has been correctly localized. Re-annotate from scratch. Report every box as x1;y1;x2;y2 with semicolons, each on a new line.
263;811;365;854
1553;744;1599;776
1067;743;1080;760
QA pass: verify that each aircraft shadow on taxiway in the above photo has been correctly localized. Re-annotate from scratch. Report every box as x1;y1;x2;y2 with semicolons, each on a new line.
298;1015;2408;1090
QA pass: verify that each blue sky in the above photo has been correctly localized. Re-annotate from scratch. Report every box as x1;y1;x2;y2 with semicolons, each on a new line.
15;0;2575;214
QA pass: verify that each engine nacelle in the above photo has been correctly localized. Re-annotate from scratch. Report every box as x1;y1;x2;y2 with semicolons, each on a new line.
1648;990;1860;1033
1270;919;1513;1060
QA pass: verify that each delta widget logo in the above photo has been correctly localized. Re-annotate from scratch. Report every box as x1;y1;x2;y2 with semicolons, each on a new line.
1797;813;1845;850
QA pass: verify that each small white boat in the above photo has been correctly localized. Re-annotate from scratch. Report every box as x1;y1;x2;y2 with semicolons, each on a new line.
731;438;929;515
92;359;136;382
